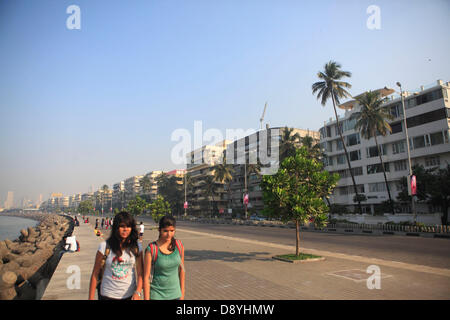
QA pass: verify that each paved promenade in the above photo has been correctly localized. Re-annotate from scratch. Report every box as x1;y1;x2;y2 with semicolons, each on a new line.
42;220;103;300
42;216;450;300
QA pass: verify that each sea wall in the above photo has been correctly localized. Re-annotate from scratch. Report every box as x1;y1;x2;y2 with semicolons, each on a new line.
0;212;74;300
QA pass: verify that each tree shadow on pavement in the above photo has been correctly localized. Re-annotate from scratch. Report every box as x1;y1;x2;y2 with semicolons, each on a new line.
184;250;273;263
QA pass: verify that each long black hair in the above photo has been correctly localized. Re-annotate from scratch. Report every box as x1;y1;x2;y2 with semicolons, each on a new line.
107;211;139;257
158;215;177;252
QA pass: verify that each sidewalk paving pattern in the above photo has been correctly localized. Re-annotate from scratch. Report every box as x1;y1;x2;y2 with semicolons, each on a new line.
42;218;450;300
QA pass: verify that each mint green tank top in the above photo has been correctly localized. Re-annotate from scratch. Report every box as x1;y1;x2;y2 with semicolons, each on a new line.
150;246;182;300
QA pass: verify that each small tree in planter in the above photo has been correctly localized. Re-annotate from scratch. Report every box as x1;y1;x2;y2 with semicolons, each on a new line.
261;147;339;259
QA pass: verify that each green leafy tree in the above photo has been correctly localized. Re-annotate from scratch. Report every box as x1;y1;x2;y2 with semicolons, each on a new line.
312;61;362;214
353;90;395;214
78;200;94;214
126;195;149;216
149;196;172;224
261;147;339;256
397;164;450;225
156;174;184;216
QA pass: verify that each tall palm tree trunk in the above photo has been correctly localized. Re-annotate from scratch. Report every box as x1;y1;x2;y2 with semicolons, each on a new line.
331;90;363;214
374;134;395;214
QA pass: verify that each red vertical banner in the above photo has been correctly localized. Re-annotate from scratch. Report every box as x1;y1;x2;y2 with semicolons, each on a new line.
243;194;249;205
411;175;417;195
184;201;188;209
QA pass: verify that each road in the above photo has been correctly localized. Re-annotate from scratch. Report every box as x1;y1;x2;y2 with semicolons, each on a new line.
176;221;450;269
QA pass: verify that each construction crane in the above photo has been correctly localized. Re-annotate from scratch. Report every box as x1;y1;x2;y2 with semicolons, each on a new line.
260;102;268;130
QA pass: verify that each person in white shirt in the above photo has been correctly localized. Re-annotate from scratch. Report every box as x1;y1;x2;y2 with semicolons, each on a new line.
64;235;77;252
139;222;145;242
88;211;144;300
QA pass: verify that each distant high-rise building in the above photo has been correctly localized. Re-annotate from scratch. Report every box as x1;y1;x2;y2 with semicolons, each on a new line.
5;191;14;209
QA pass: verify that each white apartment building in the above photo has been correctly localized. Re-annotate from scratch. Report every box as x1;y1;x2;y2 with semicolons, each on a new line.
320;79;450;214
113;181;125;209
124;175;143;205
141;171;163;201
227;127;320;217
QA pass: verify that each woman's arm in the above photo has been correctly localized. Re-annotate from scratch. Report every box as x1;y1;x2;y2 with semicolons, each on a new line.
179;246;185;300
132;251;144;300
88;251;104;300
143;249;152;300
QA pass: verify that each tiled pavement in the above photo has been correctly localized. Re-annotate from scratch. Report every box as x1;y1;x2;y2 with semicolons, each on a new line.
42;216;450;300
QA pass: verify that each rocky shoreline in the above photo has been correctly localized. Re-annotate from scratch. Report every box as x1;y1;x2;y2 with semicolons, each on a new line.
0;212;74;300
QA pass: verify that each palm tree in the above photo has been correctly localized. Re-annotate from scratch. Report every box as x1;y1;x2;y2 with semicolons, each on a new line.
312;60;363;214
353;91;395;214
300;135;323;160
213;161;234;212
280;127;301;160
204;175;217;217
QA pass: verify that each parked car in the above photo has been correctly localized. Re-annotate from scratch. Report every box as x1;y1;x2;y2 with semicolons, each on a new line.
250;215;267;221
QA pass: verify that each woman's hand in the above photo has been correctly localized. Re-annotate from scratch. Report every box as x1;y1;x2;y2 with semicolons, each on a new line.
132;292;142;300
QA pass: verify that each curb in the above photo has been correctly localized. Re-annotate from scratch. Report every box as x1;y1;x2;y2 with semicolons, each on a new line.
272;256;326;264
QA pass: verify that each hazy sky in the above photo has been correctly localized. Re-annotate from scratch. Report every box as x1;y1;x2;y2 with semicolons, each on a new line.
0;0;449;205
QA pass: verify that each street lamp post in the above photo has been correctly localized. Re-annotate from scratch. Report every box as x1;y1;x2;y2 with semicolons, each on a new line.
396;82;417;224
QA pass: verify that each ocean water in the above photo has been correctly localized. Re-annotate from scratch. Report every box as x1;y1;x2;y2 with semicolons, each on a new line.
0;216;39;241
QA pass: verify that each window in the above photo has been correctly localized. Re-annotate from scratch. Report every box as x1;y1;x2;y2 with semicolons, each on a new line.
413;136;426;149
326;126;332;138
405;89;443;109
343;118;356;132
389;103;403;118
351;167;363;176
406;108;447;128
366;145;387;158
390;122;403;134
430;131;444;146
346;133;360;146
393;160;407;172
369;182;387;193
392;140;405;154
327;142;333;152
367;163;389;174
336;139;344;151
349;150;361;161
425;156;440;167
339;187;349;196
337;154;346;165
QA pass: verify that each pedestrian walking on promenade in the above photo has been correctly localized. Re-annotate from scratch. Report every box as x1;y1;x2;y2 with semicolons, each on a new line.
101;218;105;229
88;211;144;300
95;219;99;230
143;216;185;300
139;222;144;242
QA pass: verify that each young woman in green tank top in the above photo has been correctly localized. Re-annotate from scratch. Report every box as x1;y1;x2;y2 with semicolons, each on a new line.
143;216;185;300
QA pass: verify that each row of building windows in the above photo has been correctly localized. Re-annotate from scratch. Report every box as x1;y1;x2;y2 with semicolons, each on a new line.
324;130;449;166
320;89;445;140
330;155;441;180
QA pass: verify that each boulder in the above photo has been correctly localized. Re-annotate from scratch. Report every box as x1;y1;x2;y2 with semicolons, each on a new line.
20;229;28;238
4;239;14;250
0;271;17;300
2;260;20;273
27;227;38;238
